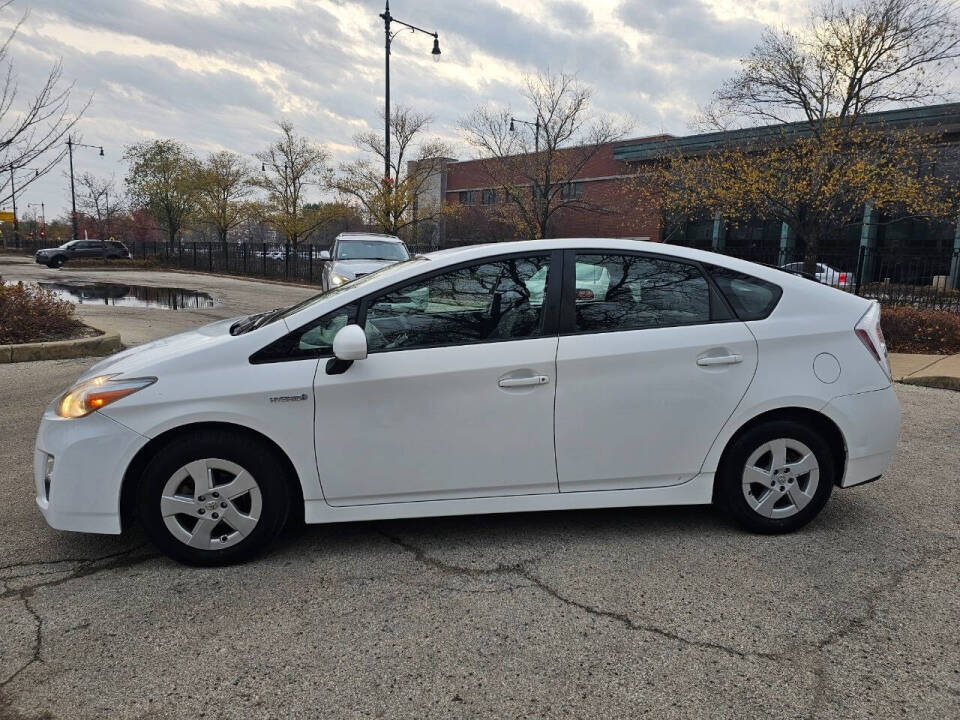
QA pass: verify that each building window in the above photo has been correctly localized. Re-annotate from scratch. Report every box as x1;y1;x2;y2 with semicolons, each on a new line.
481;188;497;205
561;182;583;200
458;190;477;205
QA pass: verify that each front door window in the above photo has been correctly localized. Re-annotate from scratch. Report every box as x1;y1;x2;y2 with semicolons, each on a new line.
363;255;553;352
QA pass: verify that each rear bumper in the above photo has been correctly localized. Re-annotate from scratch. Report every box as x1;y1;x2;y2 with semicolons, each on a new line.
822;385;901;488
34;408;148;534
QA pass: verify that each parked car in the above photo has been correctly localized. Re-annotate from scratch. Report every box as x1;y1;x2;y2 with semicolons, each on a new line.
35;239;899;565
781;261;855;289
320;232;410;291
35;240;131;268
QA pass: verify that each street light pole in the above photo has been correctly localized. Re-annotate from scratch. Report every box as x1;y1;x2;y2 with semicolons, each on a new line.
378;1;441;185
510;116;540;153
66;135;105;240
68;136;76;241
9;167;18;246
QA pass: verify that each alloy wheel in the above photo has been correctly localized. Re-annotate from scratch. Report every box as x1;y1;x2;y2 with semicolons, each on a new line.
741;438;820;519
160;458;262;550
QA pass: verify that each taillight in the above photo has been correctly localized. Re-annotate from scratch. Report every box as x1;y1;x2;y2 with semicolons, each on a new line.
855;302;890;378
838;272;847;285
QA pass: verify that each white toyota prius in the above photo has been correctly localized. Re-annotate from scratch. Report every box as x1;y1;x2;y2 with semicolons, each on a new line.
34;239;900;565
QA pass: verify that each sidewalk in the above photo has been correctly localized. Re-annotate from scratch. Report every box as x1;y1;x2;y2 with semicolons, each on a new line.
889;352;960;390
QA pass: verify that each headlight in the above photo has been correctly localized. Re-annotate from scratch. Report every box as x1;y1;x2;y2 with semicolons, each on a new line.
56;375;156;419
330;273;350;287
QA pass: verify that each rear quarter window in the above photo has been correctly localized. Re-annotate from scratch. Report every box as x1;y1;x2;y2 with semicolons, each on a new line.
707;266;782;321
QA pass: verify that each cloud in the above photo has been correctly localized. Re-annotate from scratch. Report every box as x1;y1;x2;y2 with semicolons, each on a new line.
0;0;802;216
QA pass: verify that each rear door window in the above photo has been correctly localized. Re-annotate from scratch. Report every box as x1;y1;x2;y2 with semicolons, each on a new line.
568;253;712;333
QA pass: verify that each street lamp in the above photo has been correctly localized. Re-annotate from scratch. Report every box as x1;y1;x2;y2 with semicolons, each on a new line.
66;135;104;241
27;202;45;240
6;167;40;247
379;1;441;184
510;116;540;154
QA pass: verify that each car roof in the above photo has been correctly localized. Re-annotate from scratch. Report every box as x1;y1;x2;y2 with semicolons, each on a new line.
335;232;402;243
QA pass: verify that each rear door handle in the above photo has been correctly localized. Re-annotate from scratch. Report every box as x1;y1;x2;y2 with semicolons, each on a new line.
498;375;550;388
697;354;743;366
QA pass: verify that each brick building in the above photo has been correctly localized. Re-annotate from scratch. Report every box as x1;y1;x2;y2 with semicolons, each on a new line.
438;135;670;243
416;102;960;274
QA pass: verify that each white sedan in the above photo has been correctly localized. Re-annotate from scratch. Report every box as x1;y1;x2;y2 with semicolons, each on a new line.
781;261;855;290
35;239;900;565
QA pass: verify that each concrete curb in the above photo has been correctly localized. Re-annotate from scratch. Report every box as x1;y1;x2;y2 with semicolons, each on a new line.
0;330;122;363
898;376;960;392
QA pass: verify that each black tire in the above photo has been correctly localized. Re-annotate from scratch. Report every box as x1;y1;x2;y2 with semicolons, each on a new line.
138;430;291;565
47;256;65;269
716;419;834;534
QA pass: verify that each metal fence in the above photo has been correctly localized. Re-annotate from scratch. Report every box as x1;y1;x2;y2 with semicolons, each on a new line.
4;237;960;312
717;246;960;313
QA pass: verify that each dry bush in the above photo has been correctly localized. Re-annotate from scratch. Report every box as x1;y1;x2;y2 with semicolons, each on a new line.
0;282;83;344
881;306;960;354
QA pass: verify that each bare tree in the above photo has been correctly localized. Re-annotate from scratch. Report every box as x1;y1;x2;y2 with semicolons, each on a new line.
194;150;253;252
0;1;88;226
332;105;454;237
124;140;198;247
77;172;120;240
704;0;960;131
459;71;629;239
250;121;330;247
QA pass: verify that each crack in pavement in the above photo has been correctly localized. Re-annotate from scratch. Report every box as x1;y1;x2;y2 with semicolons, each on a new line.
0;543;157;695
378;529;783;662
0;596;44;692
380;527;959;719
0;544;155;602
803;546;957;720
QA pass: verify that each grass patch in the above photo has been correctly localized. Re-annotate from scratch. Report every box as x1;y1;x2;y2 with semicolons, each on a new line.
0;281;84;344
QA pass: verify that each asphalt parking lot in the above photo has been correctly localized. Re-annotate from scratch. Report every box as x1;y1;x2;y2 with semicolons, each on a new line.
1;256;957;719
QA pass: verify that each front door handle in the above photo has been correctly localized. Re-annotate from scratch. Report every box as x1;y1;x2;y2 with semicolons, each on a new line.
697;354;743;366
498;375;550;388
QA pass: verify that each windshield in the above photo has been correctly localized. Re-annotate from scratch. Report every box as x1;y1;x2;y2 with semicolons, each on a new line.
335;240;408;261
264;257;429;325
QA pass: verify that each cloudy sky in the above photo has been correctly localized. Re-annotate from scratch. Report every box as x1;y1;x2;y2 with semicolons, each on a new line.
1;0;809;218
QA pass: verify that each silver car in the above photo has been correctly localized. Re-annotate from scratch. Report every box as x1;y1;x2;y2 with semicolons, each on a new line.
320;233;410;291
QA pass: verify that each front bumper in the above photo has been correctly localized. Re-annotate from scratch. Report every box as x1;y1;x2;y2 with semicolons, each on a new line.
822;385;901;488
34;408;148;534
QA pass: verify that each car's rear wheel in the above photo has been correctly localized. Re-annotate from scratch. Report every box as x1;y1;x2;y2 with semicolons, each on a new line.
138;431;291;565
716;419;834;533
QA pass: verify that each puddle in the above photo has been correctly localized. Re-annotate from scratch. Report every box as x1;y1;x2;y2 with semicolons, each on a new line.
31;281;218;310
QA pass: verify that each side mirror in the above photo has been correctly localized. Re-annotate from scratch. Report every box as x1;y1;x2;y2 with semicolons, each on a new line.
319;250;330;260
332;324;367;361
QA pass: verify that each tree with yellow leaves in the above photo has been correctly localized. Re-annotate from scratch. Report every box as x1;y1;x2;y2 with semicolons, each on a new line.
642;0;960;267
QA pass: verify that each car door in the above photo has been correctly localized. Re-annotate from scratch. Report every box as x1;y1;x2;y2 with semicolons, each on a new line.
554;250;758;492
76;241;101;258
312;251;562;506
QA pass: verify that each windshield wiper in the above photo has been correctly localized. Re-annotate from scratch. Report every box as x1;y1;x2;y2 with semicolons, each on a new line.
230;307;284;335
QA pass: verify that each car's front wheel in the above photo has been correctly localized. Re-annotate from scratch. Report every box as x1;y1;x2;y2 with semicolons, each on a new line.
138;430;291;565
716;419;834;533
47;255;65;269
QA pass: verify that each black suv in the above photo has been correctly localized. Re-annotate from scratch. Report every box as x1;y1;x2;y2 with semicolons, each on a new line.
35;240;132;268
